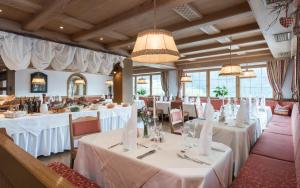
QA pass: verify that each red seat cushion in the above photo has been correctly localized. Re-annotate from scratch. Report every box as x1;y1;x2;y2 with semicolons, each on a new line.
251;132;294;162
265;123;292;136
231;154;297;188
48;162;100;188
271;114;291;124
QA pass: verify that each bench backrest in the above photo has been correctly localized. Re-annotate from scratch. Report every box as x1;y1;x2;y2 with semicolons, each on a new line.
0;133;74;188
291;103;300;188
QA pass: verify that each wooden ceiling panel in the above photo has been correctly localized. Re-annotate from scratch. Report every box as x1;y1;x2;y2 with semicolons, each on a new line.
43;20;82;34
0;4;32;22
65;0;148;24
192;0;245;15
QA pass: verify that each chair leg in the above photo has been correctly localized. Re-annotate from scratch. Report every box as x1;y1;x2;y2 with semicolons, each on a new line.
70;156;74;169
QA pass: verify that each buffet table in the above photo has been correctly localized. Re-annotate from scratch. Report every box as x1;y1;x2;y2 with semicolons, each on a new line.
185;118;258;177
74;129;233;188
0;105;131;157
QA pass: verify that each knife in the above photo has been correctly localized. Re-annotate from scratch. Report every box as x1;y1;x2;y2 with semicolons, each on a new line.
137;149;156;159
107;142;122;149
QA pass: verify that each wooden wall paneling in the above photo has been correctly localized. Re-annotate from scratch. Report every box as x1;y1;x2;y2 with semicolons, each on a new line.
113;63;123;104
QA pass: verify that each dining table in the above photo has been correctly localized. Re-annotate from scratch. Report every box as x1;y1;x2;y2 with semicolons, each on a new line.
184;118;259;177
0;105;131;157
74;129;233;188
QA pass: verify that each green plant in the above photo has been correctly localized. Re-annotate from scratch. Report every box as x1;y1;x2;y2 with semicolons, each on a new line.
137;88;146;96
213;86;228;98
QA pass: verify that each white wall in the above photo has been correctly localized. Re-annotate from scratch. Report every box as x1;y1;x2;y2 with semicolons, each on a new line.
15;69;111;97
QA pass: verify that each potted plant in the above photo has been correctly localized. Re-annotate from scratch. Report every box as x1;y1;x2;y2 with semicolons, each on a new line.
213;86;228;106
137;88;146;96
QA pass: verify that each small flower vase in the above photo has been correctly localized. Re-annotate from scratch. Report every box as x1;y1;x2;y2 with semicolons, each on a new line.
143;123;149;138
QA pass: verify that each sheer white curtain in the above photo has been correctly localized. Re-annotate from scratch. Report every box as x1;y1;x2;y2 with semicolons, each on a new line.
51;44;76;71
68;48;89;72
31;39;56;70
0;31;124;74
0;32;32;70
86;51;104;74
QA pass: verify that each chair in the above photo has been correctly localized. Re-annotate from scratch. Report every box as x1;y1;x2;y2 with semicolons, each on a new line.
69;112;101;168
0;128;13;141
171;100;189;121
168;107;184;135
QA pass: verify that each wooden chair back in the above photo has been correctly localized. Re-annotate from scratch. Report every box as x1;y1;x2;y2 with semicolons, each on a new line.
69;112;101;151
0;132;74;188
0;128;13;141
171;100;183;110
168;107;184;135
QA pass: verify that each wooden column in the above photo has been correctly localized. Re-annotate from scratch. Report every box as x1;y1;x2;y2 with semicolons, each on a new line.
112;59;133;104
113;64;122;104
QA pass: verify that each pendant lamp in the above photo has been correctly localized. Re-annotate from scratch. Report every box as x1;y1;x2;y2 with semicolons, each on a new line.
131;0;179;63
219;37;242;76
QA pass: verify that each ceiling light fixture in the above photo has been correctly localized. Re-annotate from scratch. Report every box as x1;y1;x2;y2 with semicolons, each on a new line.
100;37;104;41
181;73;192;83
137;77;148;84
239;62;256;78
105;80;113;86
59;26;64;30
0;9;2;13
131;0;179;63
219;37;242;76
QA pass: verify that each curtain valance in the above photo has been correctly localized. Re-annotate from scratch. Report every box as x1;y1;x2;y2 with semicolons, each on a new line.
0;31;124;75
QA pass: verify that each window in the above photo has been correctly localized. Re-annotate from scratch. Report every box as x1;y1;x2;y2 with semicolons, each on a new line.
136;75;150;96
240;67;273;98
210;71;236;97
151;74;164;95
184;71;206;96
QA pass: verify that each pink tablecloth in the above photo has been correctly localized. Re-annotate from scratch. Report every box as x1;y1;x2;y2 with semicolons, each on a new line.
74;129;233;188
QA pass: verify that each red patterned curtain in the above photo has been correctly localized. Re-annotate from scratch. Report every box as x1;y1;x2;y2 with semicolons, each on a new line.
297;37;300;106
267;59;290;100
176;69;183;98
292;56;298;100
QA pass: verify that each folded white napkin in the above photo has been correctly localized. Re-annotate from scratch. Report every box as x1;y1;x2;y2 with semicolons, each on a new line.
169;95;173;101
261;97;266;107
122;104;137;151
198;104;215;156
184;96;189;103
203;101;215;120
251;98;258;117
196;96;201;105
236;99;250;126
160;95;163;102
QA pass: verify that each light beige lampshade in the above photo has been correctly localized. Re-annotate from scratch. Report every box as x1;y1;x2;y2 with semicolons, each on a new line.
105;80;113;86
74;79;85;84
32;77;45;85
239;69;256;78
137;77;148;84
219;64;242;76
131;29;180;63
181;74;192;82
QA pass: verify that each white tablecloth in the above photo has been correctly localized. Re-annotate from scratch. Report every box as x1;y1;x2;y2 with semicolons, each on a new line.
74;129;233;188
0;106;131;157
156;101;201;117
185;118;258;177
134;99;145;110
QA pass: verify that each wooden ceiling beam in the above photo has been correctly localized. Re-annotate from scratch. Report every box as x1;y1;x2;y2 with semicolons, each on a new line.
176;50;271;66
180;44;269;61
180;35;266;55
23;0;72;31
107;2;252;49
72;0;196;42
175;53;273;70
0;0;42;13
176;23;260;46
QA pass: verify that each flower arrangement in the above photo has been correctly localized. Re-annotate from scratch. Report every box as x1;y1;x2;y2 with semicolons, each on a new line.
139;107;153;137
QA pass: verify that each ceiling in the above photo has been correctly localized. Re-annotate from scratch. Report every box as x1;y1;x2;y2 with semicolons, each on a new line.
0;0;285;72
